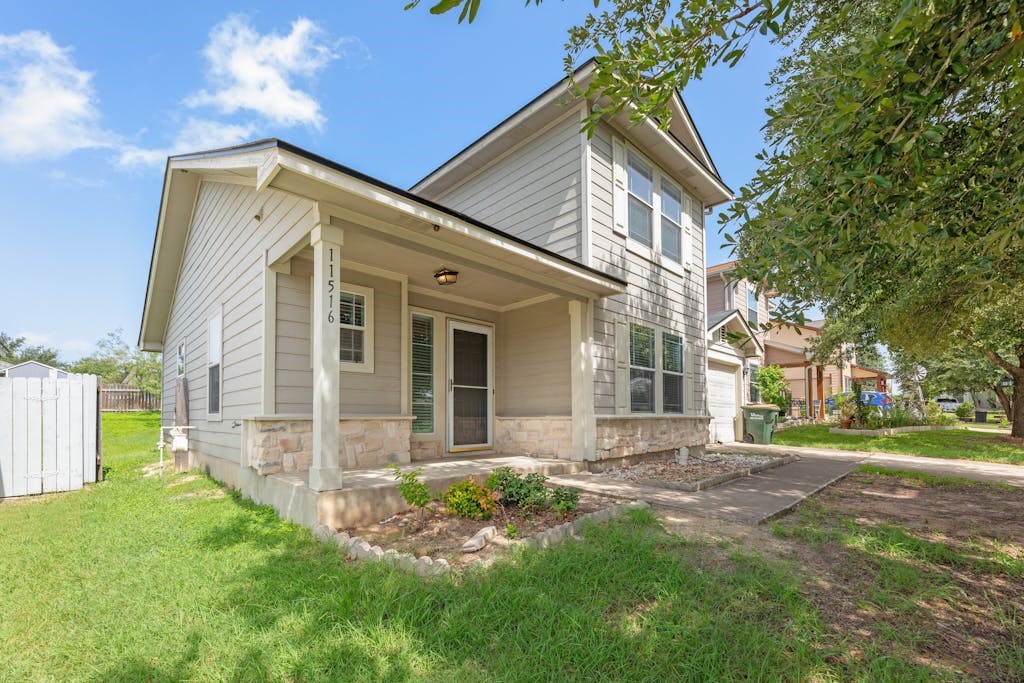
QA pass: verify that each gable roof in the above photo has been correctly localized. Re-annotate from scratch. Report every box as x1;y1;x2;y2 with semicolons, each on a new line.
707;309;764;355
410;58;732;206
139;139;627;350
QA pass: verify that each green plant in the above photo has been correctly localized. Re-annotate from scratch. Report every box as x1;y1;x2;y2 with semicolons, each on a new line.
924;401;960;427
955;402;974;421
550;486;580;514
442;479;497;520
754;364;790;412
486;467;549;509
851;382;872;429
388;465;433;520
504;523;517;538
833;394;855;423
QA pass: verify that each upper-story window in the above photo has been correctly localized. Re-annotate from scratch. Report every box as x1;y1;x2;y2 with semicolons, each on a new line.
615;138;695;273
626;153;654;247
747;288;759;329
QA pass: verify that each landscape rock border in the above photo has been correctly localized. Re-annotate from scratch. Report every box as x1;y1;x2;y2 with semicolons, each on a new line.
628;455;798;492
311;500;650;577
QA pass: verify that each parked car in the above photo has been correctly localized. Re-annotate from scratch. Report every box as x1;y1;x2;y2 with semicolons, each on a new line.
935;397;960;413
825;391;894;411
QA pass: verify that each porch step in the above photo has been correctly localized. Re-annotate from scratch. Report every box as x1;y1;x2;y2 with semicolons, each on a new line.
276;456;585;529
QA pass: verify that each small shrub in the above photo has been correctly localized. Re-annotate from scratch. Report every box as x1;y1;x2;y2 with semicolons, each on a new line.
388;465;433;510
955;402;974;421
504;523;518;538
924;401;960;426
550;486;580;514
486;467;549;508
443;479;497;520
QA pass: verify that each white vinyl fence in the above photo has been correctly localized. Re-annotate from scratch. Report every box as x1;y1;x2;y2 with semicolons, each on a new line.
0;374;101;498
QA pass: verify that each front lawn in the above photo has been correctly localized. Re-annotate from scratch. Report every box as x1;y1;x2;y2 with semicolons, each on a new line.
2;413;1016;680
774;423;1024;465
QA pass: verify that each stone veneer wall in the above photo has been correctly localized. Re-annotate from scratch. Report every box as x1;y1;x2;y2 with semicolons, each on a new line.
594;416;710;461
494;416;573;460
247;417;413;475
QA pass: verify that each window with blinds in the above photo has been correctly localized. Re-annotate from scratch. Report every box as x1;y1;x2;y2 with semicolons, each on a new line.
411;314;434;434
629;323;655;412
339;291;366;364
662;332;684;413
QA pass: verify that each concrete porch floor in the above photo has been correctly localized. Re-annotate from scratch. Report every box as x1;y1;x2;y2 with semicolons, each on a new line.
253;456;586;530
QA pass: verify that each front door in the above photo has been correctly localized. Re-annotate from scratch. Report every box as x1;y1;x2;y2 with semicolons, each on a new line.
447;320;493;451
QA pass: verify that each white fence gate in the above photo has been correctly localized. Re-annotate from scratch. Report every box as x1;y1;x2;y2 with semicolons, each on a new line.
0;374;101;498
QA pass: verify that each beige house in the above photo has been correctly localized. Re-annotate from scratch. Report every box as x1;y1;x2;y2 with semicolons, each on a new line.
704;261;769;441
139;62;732;527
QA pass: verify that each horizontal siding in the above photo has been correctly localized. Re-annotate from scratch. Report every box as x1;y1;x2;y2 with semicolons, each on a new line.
497;298;570;416
424;114;583;261
590;122;708;415
162;181;318;463
273;268;403;416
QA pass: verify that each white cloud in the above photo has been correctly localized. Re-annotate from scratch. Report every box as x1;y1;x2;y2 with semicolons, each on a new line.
48;169;106;188
0;31;116;160
184;15;343;129
117;117;256;167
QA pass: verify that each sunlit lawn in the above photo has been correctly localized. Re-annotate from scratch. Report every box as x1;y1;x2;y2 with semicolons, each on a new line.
774;424;1024;465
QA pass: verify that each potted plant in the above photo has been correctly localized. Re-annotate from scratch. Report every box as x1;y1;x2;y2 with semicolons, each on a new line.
834;394;855;429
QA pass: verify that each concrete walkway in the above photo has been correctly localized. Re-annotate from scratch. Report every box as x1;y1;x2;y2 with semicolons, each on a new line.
713;442;1024;488
549;457;859;525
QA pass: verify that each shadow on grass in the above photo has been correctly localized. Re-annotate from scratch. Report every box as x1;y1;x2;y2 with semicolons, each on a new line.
91;496;847;681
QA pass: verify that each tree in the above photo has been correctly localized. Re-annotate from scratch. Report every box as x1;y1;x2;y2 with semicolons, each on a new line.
754;364;789;412
0;332;61;367
414;0;1024;435
67;329;162;394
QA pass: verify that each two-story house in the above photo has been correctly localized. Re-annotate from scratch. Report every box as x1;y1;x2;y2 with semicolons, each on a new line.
138;61;733;528
704;261;767;441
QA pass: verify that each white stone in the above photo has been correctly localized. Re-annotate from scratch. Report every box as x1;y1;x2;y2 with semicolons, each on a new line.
367;545;385;562
333;532;351;551
414;556;434;576
348;539;371;560
431;558;451;575
460;525;497;553
675;447;689;465
313;523;335;543
397;554;417;572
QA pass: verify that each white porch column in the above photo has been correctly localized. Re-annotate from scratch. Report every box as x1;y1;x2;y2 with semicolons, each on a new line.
569;299;596;461
309;224;344;492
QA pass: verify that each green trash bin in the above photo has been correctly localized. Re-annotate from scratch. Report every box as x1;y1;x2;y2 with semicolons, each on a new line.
742;404;779;444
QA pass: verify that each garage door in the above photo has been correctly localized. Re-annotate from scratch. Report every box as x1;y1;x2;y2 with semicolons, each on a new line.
707;361;739;442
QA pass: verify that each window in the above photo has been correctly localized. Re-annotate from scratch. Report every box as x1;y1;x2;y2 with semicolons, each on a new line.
411;313;434;434
747;288;759;329
660;180;684;264
626;153;654;247
176;341;185;377
748;362;760;404
338;284;374;372
662;332;684;413
207;312;222;417
629;323;655;412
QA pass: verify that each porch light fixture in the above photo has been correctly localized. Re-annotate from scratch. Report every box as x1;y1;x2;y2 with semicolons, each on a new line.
433;267;458;286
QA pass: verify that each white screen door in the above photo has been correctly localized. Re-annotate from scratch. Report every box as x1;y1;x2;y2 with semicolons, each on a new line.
447;320;493;450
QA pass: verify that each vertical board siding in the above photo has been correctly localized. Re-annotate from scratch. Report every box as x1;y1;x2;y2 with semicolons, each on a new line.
0;375;99;498
161;181;318;464
423;114;584;261
274;268;403;416
590;122;708;415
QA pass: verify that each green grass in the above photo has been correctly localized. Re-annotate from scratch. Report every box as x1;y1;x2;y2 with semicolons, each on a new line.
2;411;925;681
856;464;994;488
773;424;1024;465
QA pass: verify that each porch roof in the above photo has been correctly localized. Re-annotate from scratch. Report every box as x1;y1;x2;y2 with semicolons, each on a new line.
139;139;627;350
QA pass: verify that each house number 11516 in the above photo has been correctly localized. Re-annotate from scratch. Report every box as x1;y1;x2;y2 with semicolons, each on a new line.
327;247;336;323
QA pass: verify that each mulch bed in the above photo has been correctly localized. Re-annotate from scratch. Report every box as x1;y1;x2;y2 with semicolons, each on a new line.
598;452;774;485
343;490;619;567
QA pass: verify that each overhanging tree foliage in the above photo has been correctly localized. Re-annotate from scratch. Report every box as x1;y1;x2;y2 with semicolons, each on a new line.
0;332;61;367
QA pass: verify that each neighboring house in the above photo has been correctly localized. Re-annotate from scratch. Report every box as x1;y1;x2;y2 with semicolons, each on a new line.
764;320;889;418
2;360;68;379
704;261;769;441
139;60;732;527
706;309;763;442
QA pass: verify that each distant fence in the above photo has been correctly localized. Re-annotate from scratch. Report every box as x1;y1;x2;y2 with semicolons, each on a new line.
100;383;161;412
0;374;101;498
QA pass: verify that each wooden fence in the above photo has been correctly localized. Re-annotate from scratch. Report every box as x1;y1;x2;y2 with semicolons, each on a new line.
100;383;161;412
0;374;101;498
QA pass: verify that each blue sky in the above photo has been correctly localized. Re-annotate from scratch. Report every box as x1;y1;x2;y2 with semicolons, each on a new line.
0;2;782;361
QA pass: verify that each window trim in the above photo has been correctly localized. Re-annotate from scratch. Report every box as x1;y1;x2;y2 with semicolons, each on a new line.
627;321;687;415
628;323;657;414
176;341;185;378
662;331;685;414
747;287;759;329
748;361;761;404
338;283;375;374
206;308;223;421
410;311;437;436
626;152;655;248
620;142;695;276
